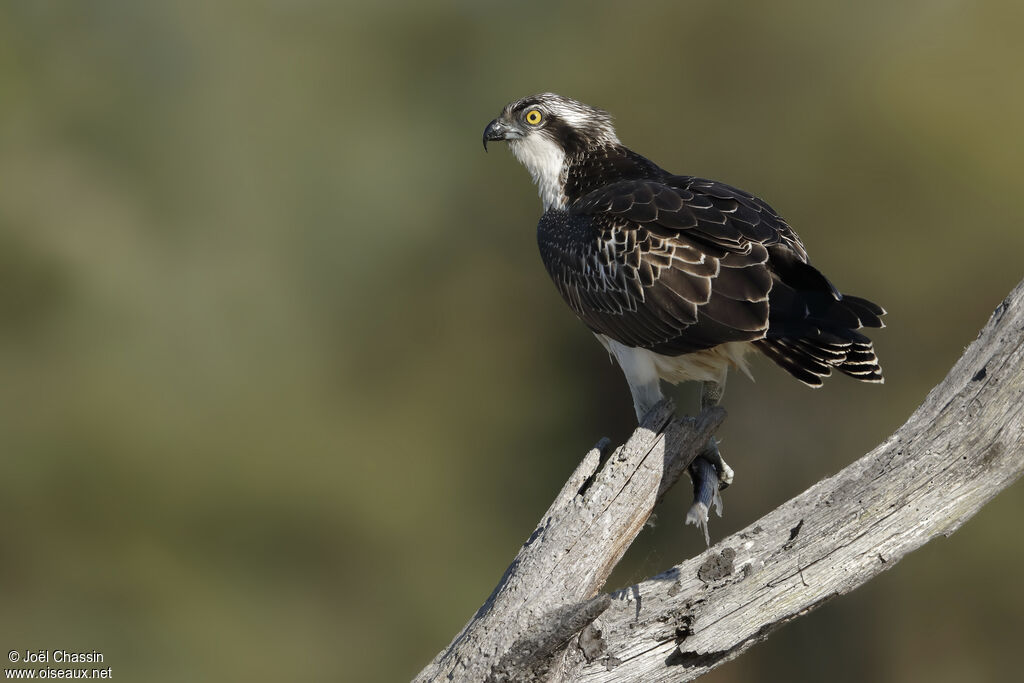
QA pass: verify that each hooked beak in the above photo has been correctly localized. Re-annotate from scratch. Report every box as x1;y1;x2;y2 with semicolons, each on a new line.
483;118;519;151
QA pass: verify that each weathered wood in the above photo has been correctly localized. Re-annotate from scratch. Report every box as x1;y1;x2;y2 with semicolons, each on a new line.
415;278;1024;683
414;403;726;682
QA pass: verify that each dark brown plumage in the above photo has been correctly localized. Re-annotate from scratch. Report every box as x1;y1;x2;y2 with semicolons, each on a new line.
537;168;884;387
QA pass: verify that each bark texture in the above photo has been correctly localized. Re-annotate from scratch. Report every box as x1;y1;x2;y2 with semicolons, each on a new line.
415;278;1024;683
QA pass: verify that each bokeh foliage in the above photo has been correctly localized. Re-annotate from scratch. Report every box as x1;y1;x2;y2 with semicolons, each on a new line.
1;2;1022;681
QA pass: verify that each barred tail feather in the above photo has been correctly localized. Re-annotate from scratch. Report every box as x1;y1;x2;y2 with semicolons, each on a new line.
757;290;886;387
755;334;884;387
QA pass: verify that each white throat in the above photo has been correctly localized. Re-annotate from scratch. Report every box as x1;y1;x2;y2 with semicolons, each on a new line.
510;135;567;211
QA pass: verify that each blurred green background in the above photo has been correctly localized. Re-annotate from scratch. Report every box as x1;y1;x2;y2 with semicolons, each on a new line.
1;1;1022;681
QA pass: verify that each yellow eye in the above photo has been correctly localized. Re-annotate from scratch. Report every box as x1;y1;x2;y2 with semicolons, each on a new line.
525;109;542;125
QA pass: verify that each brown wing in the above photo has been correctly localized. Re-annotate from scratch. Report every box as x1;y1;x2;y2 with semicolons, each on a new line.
537;176;799;354
538;175;885;385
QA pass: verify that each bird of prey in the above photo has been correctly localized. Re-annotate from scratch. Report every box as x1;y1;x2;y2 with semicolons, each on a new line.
483;93;884;541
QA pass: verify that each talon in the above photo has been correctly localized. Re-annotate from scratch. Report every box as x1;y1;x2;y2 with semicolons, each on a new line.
717;458;734;489
701;437;734;489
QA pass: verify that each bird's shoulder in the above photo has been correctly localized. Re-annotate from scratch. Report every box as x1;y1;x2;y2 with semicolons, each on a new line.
535;181;779;353
564;174;806;258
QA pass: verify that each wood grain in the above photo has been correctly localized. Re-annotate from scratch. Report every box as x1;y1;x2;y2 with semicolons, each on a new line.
415;278;1024;682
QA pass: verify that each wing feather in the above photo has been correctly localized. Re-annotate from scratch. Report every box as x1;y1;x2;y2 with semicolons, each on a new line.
537;174;884;381
538;177;786;354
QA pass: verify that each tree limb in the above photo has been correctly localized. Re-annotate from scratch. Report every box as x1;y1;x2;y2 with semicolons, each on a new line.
415;278;1024;683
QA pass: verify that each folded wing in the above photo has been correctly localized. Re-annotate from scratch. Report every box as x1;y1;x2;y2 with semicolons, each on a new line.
537;176;885;382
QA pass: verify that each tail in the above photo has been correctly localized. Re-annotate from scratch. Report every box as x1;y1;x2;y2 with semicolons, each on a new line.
755;255;885;387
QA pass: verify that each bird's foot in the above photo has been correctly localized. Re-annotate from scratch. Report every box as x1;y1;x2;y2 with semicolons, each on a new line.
703;437;733;489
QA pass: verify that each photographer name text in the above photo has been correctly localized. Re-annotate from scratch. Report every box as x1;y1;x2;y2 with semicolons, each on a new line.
13;651;103;664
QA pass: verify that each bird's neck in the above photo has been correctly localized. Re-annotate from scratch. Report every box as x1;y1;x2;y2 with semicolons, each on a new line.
562;144;664;205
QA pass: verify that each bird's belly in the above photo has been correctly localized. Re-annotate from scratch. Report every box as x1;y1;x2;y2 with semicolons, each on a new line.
652;342;755;385
596;335;754;386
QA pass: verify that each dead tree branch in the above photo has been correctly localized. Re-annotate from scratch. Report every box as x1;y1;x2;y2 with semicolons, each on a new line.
415;278;1024;683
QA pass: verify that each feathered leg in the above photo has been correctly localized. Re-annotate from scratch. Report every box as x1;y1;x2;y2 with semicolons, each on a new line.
685;380;733;544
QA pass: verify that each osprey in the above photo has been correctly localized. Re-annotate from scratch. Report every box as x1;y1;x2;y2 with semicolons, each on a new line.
483;93;884;540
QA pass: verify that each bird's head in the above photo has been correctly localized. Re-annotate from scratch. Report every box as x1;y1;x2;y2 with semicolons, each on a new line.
482;93;619;154
483;93;619;210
